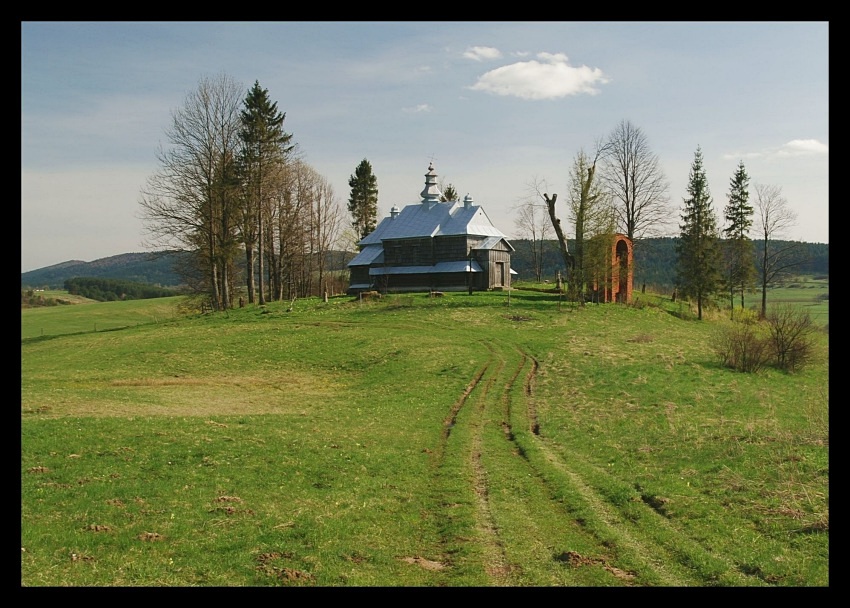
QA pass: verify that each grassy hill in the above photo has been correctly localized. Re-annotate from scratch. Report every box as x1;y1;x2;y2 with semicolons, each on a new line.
21;290;828;586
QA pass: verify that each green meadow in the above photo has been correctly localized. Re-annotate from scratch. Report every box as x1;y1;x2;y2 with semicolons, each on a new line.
21;287;828;586
749;275;829;328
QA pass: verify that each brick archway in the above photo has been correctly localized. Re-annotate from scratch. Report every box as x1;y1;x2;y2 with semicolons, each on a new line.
595;234;633;303
612;235;633;303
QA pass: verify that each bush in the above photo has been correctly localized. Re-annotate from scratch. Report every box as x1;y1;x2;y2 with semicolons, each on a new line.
711;322;769;373
731;307;760;325
765;304;816;373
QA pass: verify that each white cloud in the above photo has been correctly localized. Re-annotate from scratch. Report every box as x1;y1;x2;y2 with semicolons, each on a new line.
778;139;829;156
721;151;765;160
403;104;433;113
469;52;609;100
723;139;829;161
463;46;502;61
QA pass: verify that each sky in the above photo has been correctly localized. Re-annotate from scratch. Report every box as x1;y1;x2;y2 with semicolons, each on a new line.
21;21;829;273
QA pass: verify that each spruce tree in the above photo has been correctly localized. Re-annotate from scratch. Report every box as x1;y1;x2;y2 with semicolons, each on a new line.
440;183;458;202
348;158;379;241
723;160;755;313
676;146;722;320
238;81;294;304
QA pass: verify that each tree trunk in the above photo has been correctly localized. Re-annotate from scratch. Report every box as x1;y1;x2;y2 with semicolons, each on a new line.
245;247;255;304
544;193;574;286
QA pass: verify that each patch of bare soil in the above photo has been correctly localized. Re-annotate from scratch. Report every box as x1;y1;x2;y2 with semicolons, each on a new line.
555;550;636;582
400;556;446;571
255;552;314;583
210;506;254;515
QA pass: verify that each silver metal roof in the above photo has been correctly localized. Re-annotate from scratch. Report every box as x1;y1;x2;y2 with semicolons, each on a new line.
359;200;506;246
476;235;515;252
347;244;384;266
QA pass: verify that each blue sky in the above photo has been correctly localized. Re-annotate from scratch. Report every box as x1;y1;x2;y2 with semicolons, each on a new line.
21;21;829;272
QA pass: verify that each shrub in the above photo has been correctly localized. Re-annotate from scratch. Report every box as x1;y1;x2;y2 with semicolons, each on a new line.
710;322;769;373
730;307;760;325
765;304;816;373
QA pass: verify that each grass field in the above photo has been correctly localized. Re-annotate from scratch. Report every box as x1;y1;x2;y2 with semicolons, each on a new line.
751;275;829;328
21;295;186;340
21;288;828;586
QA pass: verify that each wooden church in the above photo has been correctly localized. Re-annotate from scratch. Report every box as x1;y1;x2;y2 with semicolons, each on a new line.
347;163;515;294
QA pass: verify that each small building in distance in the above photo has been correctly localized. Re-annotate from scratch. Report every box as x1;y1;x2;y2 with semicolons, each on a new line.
347;162;514;294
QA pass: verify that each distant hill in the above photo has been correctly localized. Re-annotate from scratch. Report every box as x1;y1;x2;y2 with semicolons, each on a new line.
21;250;356;291
509;237;828;290
22;239;827;292
21;251;189;289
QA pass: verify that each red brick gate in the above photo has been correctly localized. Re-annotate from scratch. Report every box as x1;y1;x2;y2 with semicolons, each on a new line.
593;233;633;303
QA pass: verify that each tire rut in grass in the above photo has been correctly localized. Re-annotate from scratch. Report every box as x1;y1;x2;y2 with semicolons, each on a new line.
497;346;674;585
422;355;491;580
525;354;540;435
469;343;514;585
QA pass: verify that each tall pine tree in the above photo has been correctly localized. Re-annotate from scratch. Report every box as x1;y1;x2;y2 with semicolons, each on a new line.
676;146;721;320
723;160;755;313
348;159;378;241
238;81;294;304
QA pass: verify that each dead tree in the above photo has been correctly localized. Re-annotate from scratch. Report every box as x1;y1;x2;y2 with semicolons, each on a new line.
544;192;575;291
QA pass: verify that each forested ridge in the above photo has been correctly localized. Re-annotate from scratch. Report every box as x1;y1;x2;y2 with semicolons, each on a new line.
509;238;828;290
63;277;178;302
22;239;826;294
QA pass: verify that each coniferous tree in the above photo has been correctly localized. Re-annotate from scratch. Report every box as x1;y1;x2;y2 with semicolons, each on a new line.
676;146;722;320
238;80;294;304
440;183;458;202
348;159;379;241
722;160;755;314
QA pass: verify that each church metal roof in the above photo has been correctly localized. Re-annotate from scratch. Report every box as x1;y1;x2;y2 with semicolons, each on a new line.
359;200;506;245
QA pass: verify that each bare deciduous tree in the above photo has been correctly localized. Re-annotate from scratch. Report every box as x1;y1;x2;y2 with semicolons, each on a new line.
565;147;614;303
513;183;551;282
139;72;244;311
525;176;573;288
753;183;801;318
311;175;344;298
600;120;671;241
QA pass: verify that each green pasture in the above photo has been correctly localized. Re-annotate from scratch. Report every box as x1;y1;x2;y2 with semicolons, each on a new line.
21;295;185;340
21;288;828;586
753;275;829;327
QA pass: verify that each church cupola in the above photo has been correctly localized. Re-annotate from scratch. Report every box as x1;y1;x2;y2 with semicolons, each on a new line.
420;162;442;205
